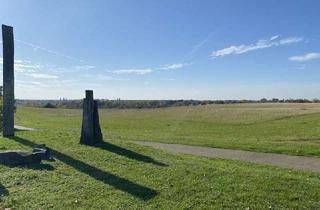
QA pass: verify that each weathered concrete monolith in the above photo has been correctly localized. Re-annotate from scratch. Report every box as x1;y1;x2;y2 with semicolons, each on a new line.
0;144;52;165
2;25;15;137
80;90;103;145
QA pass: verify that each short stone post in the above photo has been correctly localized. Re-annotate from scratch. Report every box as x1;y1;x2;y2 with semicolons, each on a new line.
2;25;15;137
80;90;103;145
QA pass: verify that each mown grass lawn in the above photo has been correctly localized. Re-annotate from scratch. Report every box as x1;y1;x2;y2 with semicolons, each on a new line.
0;104;320;209
20;103;320;156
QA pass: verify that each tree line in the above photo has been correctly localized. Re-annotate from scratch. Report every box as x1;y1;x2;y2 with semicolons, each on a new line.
15;98;320;109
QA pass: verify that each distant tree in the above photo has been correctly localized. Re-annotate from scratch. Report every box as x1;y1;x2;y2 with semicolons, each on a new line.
313;98;320;103
260;98;268;103
43;102;57;108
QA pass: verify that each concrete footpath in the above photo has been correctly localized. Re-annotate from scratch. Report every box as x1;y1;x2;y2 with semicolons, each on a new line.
134;141;320;173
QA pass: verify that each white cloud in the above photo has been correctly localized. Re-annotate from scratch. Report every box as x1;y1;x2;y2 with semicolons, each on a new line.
190;39;209;55
270;35;280;41
98;75;128;81
15;39;84;62
187;32;214;58
25;73;58;79
81;73;127;81
0;58;41;73
211;35;303;57
289;53;320;62
74;65;95;70
16;80;51;89
297;64;306;70
15;60;41;73
158;63;191;70
279;37;303;45
110;63;191;75
112;68;153;75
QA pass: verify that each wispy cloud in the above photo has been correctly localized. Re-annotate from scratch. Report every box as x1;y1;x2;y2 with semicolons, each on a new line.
15;39;84;62
81;73;128;81
289;52;320;62
15;59;42;73
158;63;191;70
98;75;127;81
74;65;95;70
25;73;58;79
16;80;51;88
0;58;41;73
187;32;214;58
112;68;153;75
297;64;306;70
270;35;280;41
110;63;191;75
211;36;303;58
191;38;210;55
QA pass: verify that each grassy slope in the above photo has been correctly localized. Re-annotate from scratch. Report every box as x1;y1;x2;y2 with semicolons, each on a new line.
0;105;319;209
69;103;320;157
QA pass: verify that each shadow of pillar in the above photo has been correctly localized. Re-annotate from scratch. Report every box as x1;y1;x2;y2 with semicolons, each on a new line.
94;141;167;166
9;136;158;200
0;184;9;199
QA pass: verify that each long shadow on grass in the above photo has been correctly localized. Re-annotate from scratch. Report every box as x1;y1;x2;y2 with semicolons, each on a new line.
0;184;8;197
9;136;158;200
4;163;55;171
95;141;167;166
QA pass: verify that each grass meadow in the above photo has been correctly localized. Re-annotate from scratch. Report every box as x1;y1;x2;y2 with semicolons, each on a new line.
0;103;320;209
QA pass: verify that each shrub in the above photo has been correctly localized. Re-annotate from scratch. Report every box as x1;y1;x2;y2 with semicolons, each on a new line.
43;103;57;108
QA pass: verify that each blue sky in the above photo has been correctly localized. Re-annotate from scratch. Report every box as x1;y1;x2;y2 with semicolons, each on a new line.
0;0;320;99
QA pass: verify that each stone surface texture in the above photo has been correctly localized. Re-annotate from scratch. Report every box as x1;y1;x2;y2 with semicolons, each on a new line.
80;90;103;145
0;144;52;165
2;25;15;137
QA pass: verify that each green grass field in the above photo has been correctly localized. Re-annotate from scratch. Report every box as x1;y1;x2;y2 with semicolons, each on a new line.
19;103;320;156
1;104;320;209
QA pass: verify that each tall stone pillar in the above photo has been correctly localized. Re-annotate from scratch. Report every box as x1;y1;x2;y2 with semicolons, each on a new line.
2;25;15;137
93;100;103;142
80;90;103;145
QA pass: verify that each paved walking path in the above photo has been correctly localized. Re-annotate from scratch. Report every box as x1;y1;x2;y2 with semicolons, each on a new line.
134;141;320;173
